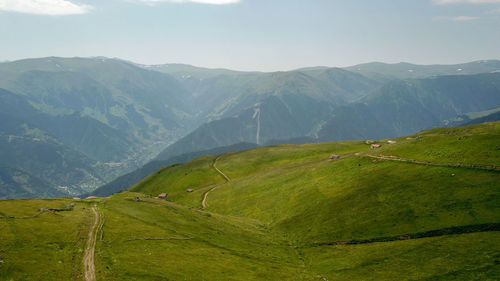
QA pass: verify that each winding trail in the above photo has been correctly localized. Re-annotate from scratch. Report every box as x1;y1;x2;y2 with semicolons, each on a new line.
83;205;100;281
202;156;230;209
364;154;500;172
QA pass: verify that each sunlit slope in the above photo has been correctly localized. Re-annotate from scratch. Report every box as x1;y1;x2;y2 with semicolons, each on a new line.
0;199;90;280
133;122;500;245
95;193;306;280
302;231;500;280
381;122;500;165
2;193;498;280
0;195;309;280
2;122;499;280
130;156;226;207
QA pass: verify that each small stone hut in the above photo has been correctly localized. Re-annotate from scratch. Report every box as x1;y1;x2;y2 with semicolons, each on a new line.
370;144;382;149
329;154;340;159
158;193;168;199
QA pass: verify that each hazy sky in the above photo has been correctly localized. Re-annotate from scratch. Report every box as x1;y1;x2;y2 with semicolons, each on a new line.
1;0;499;71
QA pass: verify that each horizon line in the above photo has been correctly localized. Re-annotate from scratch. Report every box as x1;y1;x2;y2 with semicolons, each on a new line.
1;55;499;73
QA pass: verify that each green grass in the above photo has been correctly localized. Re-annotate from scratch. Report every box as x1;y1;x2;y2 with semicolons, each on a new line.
209;153;499;244
1;122;500;280
377;122;500;166
130;156;225;208
0;199;90;280
302;232;500;280
94;193;309;280
215;141;367;179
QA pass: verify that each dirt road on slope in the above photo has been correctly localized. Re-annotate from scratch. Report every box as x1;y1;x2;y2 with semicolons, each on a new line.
83;205;99;281
202;156;230;209
213;156;231;182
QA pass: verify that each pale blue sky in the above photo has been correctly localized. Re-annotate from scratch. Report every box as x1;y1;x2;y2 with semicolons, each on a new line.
0;0;499;71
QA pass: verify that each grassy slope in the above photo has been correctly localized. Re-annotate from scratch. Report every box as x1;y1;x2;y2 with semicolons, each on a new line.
130;156;226;208
0;199;89;280
382;122;500;165
303;232;500;280
132;122;500;279
1;122;500;280
95;193;307;280
1;195;310;280
136;122;500;243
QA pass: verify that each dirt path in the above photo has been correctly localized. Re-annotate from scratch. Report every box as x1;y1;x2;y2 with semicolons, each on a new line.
365;154;500;172
201;185;217;209
213;156;231;182
83;205;100;281
202;156;230;209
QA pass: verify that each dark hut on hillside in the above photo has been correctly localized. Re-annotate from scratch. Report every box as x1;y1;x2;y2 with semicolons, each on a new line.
370;144;382;149
329;154;340;159
186;189;194;193
158;193;168;199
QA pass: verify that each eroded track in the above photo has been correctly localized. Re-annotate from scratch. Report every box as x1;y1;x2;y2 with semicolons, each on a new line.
83;205;100;281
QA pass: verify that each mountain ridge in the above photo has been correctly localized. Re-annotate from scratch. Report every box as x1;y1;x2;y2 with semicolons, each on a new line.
1;56;500;199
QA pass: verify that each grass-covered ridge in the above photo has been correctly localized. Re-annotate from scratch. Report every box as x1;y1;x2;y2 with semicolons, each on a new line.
135;122;500;243
1;122;499;280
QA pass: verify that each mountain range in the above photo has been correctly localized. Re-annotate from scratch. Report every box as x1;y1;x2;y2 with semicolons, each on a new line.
154;62;500;161
1;57;500;198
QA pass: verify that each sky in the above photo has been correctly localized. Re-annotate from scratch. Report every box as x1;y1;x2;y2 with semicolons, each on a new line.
0;0;499;71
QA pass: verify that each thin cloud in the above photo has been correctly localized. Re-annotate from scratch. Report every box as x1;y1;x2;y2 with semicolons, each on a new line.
433;0;500;4
452;15;478;20
0;0;91;15
138;0;240;5
434;15;478;20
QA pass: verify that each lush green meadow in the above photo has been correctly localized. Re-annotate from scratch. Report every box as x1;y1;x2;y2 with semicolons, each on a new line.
0;199;90;280
1;122;499;280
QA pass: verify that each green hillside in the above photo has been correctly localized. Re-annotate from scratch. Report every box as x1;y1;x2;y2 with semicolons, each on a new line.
2;122;496;280
129;121;500;278
135;122;500;244
89;143;258;198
